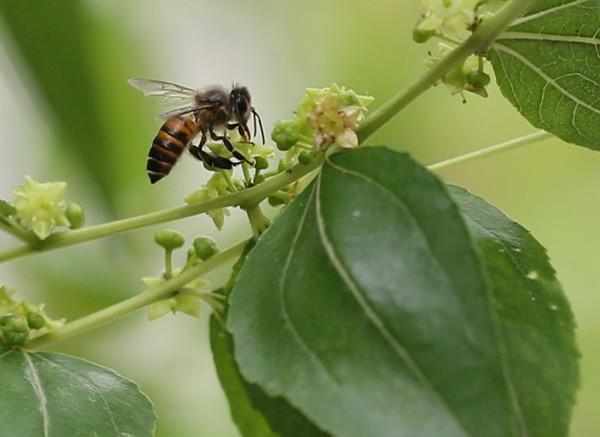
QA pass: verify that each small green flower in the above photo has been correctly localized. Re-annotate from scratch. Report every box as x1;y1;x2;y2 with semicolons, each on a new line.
185;173;235;230
0;286;63;346
13;176;70;240
428;44;490;99
143;270;211;321
417;0;473;42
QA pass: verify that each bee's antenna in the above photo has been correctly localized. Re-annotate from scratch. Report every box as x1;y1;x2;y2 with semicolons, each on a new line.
252;108;265;144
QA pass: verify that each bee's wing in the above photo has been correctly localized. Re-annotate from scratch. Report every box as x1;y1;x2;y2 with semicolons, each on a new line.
128;78;198;100
158;104;215;120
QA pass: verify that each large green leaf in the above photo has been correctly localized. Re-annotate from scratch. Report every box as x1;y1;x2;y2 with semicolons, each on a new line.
210;317;278;437
227;147;578;437
211;244;329;437
450;185;579;437
0;347;156;437
211;317;331;437
489;0;600;150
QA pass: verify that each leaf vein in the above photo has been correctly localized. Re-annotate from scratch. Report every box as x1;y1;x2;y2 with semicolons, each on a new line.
317;162;471;436
33;354;122;436
498;31;600;48
279;183;339;384
493;42;600;119
23;352;50;437
0;349;14;359
510;0;594;27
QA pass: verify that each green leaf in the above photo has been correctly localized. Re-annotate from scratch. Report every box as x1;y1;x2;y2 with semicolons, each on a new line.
489;0;600;150
450;185;579;437
211;243;329;437
0;200;16;219
228;146;578;437
211;318;331;437
0;348;156;436
211;317;278;437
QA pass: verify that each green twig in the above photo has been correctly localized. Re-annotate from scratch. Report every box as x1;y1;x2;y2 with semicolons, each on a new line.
244;205;271;236
0;156;324;263
428;131;552;171
358;0;538;141
0;219;35;244
26;239;248;350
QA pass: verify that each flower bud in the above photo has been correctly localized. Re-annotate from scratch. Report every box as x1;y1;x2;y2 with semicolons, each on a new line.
193;237;219;261
66;202;85;229
268;195;287;207
254;156;269;170
3;331;28;346
26;312;46;330
465;70;491;89
1;314;29;333
299;151;314;165
272;119;301;151
154;229;185;251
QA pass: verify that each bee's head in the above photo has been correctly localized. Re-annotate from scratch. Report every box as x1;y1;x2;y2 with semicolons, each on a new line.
230;85;252;123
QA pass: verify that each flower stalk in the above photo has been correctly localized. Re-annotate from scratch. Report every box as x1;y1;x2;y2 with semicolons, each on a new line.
358;0;539;141
26;239;248;350
0;155;324;263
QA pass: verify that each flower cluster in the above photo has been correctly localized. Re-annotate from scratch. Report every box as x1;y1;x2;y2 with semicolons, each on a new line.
428;44;491;100
145;233;223;321
3;177;85;240
414;1;508;44
185;173;235;230
0;286;64;347
272;85;374;152
414;0;474;44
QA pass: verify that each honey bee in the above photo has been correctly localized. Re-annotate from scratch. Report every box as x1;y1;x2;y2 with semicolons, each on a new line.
129;78;265;183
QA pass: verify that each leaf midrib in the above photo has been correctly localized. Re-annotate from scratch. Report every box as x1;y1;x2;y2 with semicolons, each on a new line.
316;161;473;436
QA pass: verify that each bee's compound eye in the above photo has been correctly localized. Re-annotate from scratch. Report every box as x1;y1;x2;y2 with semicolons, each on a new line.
237;98;248;114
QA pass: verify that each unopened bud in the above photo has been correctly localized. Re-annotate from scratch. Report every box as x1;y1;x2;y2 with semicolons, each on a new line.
154;229;185;251
299;151;314;165
254;156;269;170
193;237;219;261
66;202;85;229
26;312;46;330
272;119;301;151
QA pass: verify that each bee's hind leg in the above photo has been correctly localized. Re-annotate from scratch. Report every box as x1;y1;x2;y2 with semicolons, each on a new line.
209;127;253;165
189;145;237;170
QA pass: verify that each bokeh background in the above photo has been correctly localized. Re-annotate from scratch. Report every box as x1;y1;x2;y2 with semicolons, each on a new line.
0;1;597;436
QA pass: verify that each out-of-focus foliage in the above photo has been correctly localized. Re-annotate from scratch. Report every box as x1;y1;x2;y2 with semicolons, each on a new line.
0;1;597;437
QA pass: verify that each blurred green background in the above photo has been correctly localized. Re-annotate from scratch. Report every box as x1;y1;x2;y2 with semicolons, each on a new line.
0;1;597;436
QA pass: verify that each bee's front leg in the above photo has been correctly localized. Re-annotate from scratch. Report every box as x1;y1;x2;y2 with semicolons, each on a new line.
209;127;253;165
226;122;252;143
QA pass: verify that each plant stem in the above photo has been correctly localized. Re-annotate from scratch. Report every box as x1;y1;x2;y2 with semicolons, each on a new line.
358;0;538;141
26;239;248;350
428;131;552;171
244;204;271;236
0;220;34;244
0;157;324;264
164;249;173;279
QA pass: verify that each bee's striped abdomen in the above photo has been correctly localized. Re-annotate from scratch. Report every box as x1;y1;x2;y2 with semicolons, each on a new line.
147;116;198;183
